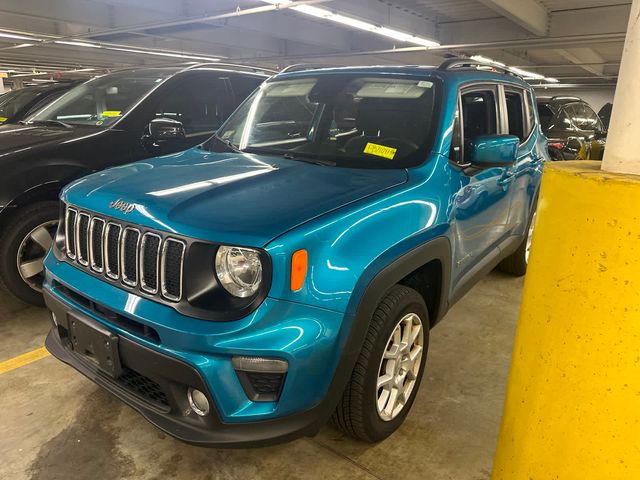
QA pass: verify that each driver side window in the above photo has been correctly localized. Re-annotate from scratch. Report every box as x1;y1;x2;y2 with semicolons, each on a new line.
451;88;498;165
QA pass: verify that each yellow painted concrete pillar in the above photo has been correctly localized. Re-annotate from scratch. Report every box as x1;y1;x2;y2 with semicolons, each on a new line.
491;162;640;479
492;2;640;478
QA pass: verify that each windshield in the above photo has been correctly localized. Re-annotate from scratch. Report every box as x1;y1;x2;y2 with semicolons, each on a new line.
213;73;440;168
28;69;175;127
0;88;40;123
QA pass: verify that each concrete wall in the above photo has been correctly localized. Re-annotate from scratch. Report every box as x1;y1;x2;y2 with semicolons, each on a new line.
534;86;616;112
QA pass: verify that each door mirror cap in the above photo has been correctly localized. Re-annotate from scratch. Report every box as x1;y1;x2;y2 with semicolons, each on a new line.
468;135;519;167
147;117;186;142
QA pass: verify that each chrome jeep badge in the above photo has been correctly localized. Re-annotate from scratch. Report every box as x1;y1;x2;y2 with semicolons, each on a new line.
108;198;136;214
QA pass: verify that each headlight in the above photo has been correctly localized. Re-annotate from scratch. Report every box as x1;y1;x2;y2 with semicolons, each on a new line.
215;246;263;298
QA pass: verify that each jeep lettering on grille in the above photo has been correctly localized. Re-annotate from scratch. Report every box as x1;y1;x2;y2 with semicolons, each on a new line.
109;198;137;214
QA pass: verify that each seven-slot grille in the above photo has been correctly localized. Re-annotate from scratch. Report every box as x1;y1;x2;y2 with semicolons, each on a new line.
64;206;185;302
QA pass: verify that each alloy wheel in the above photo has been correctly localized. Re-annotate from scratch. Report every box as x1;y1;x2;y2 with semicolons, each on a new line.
16;220;58;292
376;312;424;422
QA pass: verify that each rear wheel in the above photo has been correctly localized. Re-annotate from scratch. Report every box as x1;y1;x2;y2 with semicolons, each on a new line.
0;201;59;306
332;285;429;442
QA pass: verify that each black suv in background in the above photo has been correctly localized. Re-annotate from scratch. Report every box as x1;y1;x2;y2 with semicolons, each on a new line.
0;81;82;125
536;96;607;161
0;63;270;305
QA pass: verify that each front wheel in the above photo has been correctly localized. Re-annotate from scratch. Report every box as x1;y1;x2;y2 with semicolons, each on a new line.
332;285;429;442
0;201;59;306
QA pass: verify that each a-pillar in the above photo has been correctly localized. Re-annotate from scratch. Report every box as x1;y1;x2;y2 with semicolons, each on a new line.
491;0;640;478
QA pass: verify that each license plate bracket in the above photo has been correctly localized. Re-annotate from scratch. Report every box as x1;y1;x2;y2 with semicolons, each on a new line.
68;313;122;378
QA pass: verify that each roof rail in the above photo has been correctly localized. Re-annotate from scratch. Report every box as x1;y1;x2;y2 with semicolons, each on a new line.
438;57;522;79
279;63;336;74
183;62;278;75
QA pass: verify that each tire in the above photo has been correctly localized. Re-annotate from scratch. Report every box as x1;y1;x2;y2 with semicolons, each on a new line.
497;207;537;276
0;201;59;306
332;285;429;442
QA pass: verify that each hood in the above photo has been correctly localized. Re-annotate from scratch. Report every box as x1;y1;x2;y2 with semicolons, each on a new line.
0;124;100;156
63;148;408;246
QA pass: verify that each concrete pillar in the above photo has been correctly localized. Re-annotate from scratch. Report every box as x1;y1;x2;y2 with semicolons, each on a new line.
0;77;5;94
601;0;640;175
491;1;640;478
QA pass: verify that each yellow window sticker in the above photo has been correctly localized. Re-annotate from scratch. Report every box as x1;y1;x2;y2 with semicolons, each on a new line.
101;111;122;117
0;117;7;123
363;142;397;160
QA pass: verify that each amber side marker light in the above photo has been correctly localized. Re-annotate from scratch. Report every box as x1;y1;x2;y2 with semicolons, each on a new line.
290;249;308;291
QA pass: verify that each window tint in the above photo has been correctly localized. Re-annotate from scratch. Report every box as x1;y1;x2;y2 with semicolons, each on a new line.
25;91;66;117
449;89;497;165
229;75;265;103
154;74;231;135
461;89;497;149
537;103;554;130
505;90;525;141
575;103;601;130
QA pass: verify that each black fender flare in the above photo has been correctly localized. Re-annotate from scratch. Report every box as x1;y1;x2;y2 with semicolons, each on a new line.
307;236;452;431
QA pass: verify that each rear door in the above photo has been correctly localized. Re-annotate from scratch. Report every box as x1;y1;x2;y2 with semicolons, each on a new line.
502;86;542;232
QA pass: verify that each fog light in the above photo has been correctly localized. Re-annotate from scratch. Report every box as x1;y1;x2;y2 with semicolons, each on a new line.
187;387;210;416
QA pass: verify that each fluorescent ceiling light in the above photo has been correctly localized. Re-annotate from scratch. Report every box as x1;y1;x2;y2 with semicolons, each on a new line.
54;40;101;48
0;32;39;41
544;77;560;83
261;1;439;48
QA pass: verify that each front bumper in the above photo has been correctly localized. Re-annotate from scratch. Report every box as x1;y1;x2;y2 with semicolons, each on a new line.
43;255;355;447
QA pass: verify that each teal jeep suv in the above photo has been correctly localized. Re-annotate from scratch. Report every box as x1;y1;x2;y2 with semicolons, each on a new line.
42;59;546;447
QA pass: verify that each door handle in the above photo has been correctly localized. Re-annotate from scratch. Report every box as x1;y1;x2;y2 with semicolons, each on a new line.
497;173;515;187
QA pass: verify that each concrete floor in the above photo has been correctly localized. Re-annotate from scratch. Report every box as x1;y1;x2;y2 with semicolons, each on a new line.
0;271;523;480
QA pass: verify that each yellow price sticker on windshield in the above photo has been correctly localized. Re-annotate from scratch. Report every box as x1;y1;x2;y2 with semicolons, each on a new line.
0;117;7;123
364;142;397;160
101;111;122;117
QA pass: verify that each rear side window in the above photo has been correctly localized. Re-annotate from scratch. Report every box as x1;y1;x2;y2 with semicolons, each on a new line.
505;89;525;141
537;104;554;130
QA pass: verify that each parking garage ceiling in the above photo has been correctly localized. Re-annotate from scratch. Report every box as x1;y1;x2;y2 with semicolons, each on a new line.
0;0;628;88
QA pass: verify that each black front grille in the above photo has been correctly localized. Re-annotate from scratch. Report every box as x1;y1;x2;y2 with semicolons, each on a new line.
161;239;185;301
141;234;160;293
118;367;169;410
63;205;185;302
77;214;90;265
105;224;121;278
65;209;77;259
122;228;140;286
90;218;105;272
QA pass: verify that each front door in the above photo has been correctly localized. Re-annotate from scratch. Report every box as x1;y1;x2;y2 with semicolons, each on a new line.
449;85;515;283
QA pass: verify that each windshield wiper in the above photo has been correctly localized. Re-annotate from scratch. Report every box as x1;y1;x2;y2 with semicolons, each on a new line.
26;119;73;129
205;133;242;153
283;152;336;167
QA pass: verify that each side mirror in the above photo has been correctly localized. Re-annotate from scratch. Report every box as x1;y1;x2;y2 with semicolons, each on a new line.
468;135;519;167
147;117;186;141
